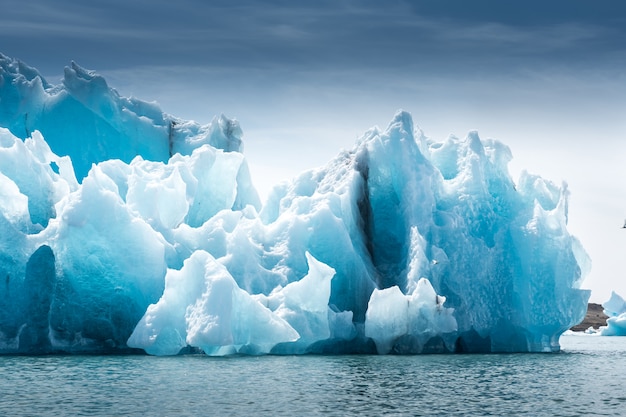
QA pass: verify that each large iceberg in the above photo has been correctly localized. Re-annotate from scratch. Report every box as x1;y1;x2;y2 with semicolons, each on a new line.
0;53;590;355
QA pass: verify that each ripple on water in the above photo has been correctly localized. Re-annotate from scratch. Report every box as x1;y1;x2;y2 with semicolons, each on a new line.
0;335;625;417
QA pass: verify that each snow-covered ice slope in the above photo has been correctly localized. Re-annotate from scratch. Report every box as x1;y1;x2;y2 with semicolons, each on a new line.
0;54;589;354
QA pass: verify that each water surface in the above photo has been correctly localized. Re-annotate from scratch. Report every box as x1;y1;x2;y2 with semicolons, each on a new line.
1;335;624;416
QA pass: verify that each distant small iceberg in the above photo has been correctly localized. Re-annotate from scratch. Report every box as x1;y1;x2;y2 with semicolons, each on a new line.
600;292;626;336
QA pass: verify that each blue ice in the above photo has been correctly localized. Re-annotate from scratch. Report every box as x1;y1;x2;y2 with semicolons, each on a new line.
0;53;590;355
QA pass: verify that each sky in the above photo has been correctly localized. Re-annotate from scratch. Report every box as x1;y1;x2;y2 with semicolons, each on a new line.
1;0;625;302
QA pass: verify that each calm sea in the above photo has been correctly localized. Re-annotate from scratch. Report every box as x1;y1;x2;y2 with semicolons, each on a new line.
0;335;624;417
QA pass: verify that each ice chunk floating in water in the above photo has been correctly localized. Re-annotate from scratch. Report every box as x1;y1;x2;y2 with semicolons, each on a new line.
0;54;590;355
600;292;626;336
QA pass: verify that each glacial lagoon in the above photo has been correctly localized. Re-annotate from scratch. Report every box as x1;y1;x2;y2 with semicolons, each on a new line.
1;335;624;417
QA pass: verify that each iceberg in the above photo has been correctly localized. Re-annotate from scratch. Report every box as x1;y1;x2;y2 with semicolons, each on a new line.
0;54;590;355
600;292;626;336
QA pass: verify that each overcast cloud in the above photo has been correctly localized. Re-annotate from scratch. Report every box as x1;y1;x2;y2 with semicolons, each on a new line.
2;0;625;75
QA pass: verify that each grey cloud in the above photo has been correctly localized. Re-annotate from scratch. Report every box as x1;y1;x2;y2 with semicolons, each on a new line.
1;0;624;77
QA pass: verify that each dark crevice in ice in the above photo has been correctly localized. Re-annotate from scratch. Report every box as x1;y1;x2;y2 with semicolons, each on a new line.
18;245;56;354
355;148;374;264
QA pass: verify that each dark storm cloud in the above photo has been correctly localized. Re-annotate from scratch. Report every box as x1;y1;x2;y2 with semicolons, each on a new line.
1;0;625;76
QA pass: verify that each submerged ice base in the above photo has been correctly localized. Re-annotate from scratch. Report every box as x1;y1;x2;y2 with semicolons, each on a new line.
0;54;590;355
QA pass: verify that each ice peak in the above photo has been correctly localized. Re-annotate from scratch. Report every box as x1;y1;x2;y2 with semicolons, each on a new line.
212;114;243;153
68;61;97;80
0;53;49;87
465;130;485;155
389;110;414;136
